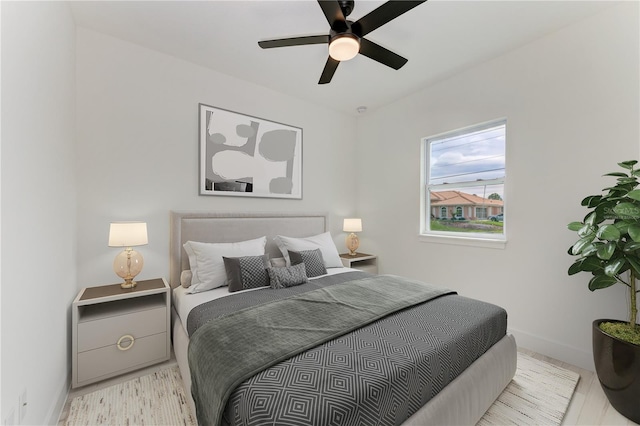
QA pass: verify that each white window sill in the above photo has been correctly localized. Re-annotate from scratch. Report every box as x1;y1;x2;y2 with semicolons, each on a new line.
418;233;507;249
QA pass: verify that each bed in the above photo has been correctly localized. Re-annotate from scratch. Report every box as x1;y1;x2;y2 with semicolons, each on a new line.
169;211;517;426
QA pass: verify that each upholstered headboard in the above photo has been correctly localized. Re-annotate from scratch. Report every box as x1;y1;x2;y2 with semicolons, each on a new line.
169;211;328;288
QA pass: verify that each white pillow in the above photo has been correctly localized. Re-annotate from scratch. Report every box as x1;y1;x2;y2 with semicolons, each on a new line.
183;236;267;293
270;257;287;268
274;232;342;268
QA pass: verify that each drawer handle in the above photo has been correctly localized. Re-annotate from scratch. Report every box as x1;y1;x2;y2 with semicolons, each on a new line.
116;334;135;351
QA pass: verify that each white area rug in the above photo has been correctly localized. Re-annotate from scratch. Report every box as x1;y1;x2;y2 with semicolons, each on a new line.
65;367;196;426
478;352;580;425
65;352;579;426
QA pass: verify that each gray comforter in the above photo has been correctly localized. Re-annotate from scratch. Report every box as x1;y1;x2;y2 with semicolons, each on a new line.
187;272;507;426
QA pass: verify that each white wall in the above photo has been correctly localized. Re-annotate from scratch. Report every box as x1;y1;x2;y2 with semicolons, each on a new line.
1;3;636;423
75;28;358;288
1;2;77;424
356;3;639;371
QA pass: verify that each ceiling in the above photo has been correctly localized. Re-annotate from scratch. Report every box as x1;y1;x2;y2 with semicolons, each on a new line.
69;1;614;115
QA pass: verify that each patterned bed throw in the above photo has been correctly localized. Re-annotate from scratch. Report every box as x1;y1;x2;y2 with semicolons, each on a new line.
188;274;507;426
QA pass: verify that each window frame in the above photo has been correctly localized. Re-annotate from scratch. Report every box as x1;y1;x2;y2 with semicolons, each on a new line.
419;119;507;249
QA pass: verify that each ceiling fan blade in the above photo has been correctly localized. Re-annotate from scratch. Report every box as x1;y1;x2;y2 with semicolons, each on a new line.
359;38;407;70
318;0;346;28
318;57;340;84
259;35;329;49
353;1;427;37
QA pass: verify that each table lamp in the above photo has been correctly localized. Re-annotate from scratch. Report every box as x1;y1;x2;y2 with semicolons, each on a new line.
108;222;148;288
343;218;362;256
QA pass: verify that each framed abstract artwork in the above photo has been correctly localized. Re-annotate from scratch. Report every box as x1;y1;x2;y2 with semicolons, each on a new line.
199;104;303;199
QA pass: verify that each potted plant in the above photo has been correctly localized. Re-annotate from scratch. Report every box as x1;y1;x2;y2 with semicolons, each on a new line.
567;160;640;423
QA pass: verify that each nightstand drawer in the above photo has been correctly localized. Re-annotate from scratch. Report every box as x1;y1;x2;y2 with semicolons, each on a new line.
78;305;167;352
77;332;168;384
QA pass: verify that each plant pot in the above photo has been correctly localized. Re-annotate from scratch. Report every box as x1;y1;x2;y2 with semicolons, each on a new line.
592;319;640;423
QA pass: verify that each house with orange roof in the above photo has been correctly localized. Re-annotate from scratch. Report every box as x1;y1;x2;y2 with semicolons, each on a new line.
431;190;504;220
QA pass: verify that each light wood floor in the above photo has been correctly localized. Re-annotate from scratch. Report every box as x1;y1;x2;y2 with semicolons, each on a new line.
59;348;638;425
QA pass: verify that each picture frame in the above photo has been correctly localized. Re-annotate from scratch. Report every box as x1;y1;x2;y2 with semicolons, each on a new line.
199;103;303;199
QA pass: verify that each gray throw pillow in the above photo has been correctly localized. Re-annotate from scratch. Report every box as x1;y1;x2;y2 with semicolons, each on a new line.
268;263;308;289
288;249;327;278
223;255;271;292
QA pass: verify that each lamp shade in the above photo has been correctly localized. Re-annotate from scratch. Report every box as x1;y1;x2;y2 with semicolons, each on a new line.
343;218;362;233
108;222;148;247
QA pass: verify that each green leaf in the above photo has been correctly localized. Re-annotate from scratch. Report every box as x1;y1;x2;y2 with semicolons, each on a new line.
627;189;640;201
585;212;597;227
578;224;596;238
615;221;630;234
569;257;602;275
613;203;640;219
604;172;629;177
571;235;596;255
626;256;640;276
581;244;598;257
588;275;617;290
597;242;616;260
623;241;640;252
582;256;603;271
604;258;626;276
596;224;621;241
618;160;638;169
617;177;638;185
567;221;584;232
629;225;640;242
602;186;624;193
568;259;584;275
595;201;616;222
581;195;602;208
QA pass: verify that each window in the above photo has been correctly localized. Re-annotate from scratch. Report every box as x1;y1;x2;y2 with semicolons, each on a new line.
421;119;506;246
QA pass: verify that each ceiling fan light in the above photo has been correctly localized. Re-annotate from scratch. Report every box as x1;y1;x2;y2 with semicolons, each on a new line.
329;35;360;61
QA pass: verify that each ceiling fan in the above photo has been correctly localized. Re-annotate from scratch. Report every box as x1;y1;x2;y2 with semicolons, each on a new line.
258;0;427;84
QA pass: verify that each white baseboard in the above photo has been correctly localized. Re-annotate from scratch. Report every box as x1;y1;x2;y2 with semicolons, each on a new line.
508;327;594;372
48;373;70;426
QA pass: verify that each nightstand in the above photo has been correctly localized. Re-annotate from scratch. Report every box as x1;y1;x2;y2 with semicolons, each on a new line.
71;278;171;388
340;253;378;274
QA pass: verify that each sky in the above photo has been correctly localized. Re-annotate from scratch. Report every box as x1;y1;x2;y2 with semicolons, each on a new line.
428;122;506;199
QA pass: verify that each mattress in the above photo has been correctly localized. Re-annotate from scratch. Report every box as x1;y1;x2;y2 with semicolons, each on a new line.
176;271;508;426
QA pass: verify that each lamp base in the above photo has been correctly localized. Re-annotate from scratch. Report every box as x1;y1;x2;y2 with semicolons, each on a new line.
120;279;137;289
114;248;143;290
346;233;360;256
